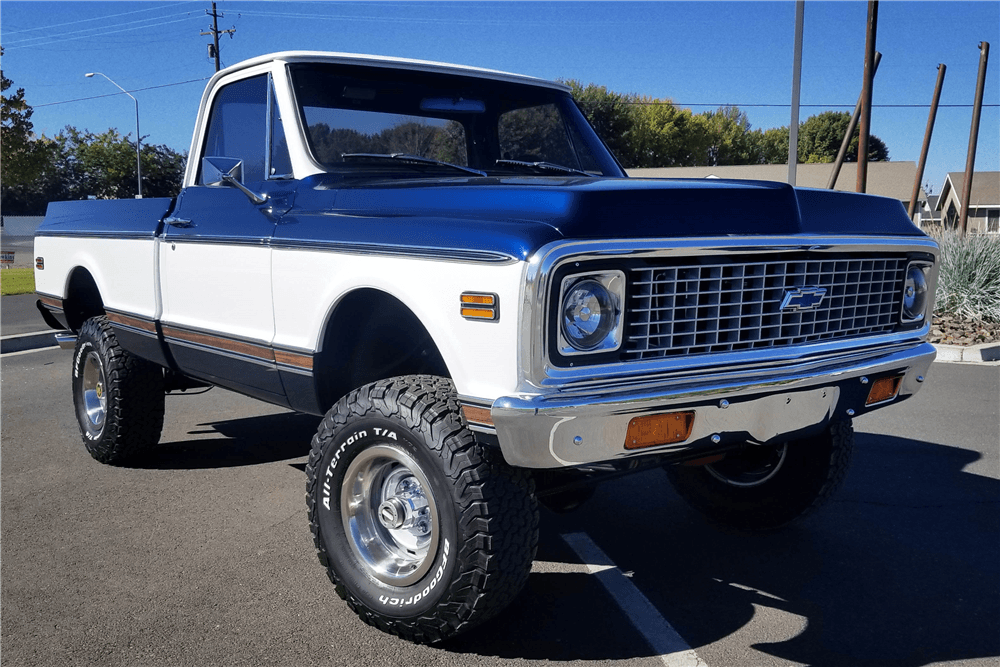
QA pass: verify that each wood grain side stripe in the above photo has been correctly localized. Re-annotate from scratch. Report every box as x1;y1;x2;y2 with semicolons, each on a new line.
107;311;157;333
38;295;64;310
274;349;314;370
161;325;275;363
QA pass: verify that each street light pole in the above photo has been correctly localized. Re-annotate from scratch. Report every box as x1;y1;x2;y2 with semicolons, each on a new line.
85;72;142;198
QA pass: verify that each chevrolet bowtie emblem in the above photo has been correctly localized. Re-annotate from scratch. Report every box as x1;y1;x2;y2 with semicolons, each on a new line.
780;287;827;311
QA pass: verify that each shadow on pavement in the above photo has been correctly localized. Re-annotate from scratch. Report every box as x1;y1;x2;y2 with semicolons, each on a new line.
133;412;320;469
445;433;999;665
119;407;999;664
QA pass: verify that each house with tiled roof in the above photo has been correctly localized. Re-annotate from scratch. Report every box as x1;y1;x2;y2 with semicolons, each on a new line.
936;171;1000;235
629;162;929;227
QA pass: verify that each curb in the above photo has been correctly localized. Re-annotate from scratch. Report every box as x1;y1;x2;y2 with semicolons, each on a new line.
933;342;1000;364
1;330;60;355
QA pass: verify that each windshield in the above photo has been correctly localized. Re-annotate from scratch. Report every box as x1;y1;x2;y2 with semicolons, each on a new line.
288;63;623;178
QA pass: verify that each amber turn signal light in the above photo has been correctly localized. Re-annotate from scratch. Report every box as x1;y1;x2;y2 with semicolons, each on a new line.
624;412;695;450
460;292;499;321
865;375;903;406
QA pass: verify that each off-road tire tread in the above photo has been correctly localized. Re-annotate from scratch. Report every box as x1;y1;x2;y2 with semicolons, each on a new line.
667;420;854;531
75;316;165;464
305;375;538;643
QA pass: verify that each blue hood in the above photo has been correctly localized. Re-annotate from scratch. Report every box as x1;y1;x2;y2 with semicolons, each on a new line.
277;176;926;261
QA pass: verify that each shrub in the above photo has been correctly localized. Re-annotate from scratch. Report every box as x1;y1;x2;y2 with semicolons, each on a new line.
931;231;1000;323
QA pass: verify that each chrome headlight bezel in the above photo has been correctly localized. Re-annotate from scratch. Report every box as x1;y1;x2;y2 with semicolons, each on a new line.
557;270;626;356
900;261;931;325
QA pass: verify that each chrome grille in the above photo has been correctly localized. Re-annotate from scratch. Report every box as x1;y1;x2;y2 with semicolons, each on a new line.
624;256;907;360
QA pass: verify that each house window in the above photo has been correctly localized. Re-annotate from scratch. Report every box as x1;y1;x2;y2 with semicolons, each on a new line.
988;210;999;233
944;202;959;229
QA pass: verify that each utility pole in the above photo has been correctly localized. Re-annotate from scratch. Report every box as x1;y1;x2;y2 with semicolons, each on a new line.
856;0;878;193
959;42;990;236
201;2;236;72
787;0;805;186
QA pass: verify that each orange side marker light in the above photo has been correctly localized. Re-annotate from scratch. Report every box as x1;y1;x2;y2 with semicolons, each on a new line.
625;412;695;450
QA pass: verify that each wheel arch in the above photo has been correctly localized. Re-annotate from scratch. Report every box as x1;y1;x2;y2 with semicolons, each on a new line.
63;266;106;332
313;288;452;412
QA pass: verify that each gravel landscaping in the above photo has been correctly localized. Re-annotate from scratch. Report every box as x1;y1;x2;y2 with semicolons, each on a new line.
928;313;1000;347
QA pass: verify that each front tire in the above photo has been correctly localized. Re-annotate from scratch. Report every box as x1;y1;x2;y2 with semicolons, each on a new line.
665;421;854;531
72;316;165;465
306;375;538;643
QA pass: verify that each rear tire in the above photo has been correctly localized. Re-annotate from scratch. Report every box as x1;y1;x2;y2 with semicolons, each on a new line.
306;375;538;643
72;316;164;465
666;421;854;531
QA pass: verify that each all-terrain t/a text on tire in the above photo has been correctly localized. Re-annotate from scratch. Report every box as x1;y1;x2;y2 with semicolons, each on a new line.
306;375;538;643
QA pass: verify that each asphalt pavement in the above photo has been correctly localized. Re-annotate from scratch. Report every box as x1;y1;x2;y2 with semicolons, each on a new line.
1;293;49;337
2;347;998;667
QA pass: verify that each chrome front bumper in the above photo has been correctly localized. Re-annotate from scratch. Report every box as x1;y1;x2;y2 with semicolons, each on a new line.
491;342;936;469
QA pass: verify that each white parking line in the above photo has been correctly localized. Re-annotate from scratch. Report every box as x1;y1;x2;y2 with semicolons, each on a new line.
561;532;708;667
0;345;58;357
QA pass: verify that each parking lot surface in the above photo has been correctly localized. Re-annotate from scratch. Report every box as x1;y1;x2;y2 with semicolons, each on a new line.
3;348;998;666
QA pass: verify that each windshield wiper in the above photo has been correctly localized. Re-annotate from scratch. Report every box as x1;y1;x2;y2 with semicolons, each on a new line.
341;153;487;177
495;159;594;177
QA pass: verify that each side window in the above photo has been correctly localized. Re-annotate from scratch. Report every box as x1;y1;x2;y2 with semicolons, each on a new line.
269;79;293;178
200;75;267;183
498;103;599;172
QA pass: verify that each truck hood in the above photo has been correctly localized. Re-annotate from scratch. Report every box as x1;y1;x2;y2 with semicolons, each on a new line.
279;176;925;262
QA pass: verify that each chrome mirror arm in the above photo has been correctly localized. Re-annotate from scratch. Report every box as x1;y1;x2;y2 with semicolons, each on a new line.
220;173;268;205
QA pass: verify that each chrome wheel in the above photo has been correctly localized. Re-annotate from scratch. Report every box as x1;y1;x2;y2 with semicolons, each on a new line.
340;444;439;587
81;351;107;431
706;443;788;488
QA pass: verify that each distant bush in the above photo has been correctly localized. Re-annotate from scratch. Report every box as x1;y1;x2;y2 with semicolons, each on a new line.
932;231;1000;323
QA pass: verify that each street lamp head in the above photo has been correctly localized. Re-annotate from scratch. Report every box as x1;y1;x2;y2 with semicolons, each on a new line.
85;73;95;78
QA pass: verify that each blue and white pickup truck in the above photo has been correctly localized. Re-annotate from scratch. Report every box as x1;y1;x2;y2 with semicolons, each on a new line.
35;51;938;642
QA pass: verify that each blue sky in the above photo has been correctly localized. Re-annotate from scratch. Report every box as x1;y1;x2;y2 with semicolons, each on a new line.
2;1;997;194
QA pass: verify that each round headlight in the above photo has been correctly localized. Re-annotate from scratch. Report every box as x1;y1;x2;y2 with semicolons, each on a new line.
561;279;618;351
902;265;928;322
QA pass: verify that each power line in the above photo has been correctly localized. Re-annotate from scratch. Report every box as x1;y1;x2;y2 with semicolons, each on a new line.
228;8;619;26
34;78;211;108
4;16;203;49
1;1;198;34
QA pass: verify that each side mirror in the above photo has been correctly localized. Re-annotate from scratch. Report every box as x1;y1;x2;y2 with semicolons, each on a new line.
202;156;244;186
200;156;267;205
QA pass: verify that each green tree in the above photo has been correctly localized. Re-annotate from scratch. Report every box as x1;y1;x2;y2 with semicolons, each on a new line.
1;46;49;212
797;111;889;163
699;105;757;166
54;127;185;200
754;126;790;164
563;80;635;165
2;125;185;213
629;99;709;167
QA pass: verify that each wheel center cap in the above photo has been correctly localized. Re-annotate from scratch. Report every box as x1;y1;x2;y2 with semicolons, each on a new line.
96;383;104;399
377;497;408;529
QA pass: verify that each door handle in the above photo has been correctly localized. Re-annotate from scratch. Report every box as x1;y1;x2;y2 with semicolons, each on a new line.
164;216;193;228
